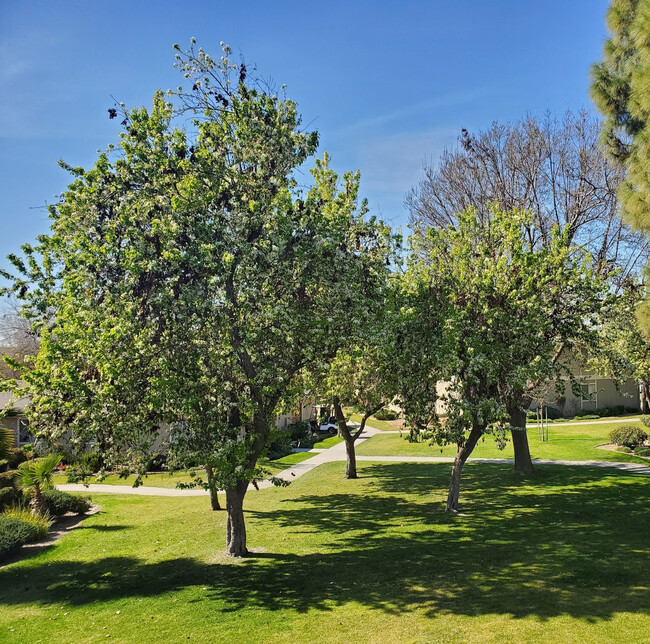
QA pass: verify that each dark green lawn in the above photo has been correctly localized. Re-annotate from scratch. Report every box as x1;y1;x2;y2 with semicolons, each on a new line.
2;461;649;643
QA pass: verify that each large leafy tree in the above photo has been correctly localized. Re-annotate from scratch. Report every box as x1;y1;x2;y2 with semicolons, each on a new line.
591;0;650;230
406;111;644;471
2;42;390;556
405;207;605;511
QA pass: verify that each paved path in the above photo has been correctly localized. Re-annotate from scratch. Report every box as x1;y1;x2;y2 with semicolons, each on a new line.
55;423;650;497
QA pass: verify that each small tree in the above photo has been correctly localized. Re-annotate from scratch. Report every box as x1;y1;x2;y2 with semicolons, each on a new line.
405;206;605;511
16;453;61;516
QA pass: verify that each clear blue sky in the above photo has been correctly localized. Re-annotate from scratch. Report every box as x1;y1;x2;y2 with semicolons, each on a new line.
0;0;611;277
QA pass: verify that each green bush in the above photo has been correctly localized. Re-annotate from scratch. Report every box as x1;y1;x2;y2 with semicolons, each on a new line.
0;470;16;489
374;409;399;421
266;429;293;460
608;425;648;449
146;453;168;472
641;416;650;428
287;421;311;442
41;489;92;516
80;452;102;473
0;487;21;511
0;516;40;560
2;507;52;539
616;445;633;453
633;447;650;457
577;414;600;420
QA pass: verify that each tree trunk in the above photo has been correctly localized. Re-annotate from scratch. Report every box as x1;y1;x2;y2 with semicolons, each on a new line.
344;437;357;479
205;464;221;511
510;405;534;474
225;481;248;557
641;380;650;414
332;396;382;481
446;425;482;512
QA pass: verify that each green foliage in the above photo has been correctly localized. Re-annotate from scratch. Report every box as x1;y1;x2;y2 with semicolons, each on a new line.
0;427;13;461
608;425;648;447
404;207;605;442
2;41;393;551
616;445;634;453
0;516;40;560
2;506;52;539
0;487;21;511
40;490;91;516
287;421;310;442
265;429;293;461
641;415;650;427
591;0;650;231
373;409;398;421
16;454;61;492
145;453;168;472
634;446;650;455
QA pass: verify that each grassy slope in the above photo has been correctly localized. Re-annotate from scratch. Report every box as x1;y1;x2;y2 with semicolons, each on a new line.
357;421;650;464
1;461;649;643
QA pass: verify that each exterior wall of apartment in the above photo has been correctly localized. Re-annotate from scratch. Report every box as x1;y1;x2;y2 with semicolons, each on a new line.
535;377;640;416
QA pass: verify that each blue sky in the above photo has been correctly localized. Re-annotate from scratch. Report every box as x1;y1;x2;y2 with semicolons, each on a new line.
0;0;610;276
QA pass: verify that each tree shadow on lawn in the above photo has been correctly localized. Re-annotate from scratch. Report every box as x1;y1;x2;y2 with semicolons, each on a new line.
0;463;647;623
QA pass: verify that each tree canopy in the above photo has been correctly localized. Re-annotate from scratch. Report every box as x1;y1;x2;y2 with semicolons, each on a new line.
1;42;392;556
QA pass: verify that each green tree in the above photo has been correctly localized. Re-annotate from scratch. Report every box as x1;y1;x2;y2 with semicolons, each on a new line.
16;453;61;516
589;281;650;411
407;111;645;471
591;0;650;230
2;42;390;556
405;207;605;511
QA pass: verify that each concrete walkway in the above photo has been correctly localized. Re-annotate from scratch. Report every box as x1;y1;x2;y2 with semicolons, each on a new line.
55;423;650;497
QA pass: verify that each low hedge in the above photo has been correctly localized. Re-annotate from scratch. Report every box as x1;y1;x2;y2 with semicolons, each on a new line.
634;447;650;457
374;409;399;421
0;516;40;560
608;425;648;449
41;489;92;516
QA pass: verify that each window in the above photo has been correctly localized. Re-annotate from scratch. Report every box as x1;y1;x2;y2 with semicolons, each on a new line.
580;380;597;409
18;419;33;445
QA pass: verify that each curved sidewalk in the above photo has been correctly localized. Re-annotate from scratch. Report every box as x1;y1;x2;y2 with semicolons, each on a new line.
56;424;650;497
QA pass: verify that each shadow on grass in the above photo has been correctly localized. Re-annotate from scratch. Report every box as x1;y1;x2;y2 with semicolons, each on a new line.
0;463;648;622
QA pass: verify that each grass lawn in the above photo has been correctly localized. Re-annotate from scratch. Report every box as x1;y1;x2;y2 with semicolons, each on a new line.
52;452;318;488
311;435;343;449
1;461;649;643
357;421;650;464
349;413;403;431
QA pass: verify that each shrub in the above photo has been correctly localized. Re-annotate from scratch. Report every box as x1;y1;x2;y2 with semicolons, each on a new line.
641;416;650;428
287;421;310;442
80;452;102;473
146;453;168;472
266;429;293;460
0;470;16;489
608;425;648;449
616;445;633;453
633;447;650;457
7;448;27;469
0;516;40;560
544;407;564;420
0;487;21;511
597;405;626;418
577;414;600;420
374;409;399;421
2;506;52;539
41;489;92;516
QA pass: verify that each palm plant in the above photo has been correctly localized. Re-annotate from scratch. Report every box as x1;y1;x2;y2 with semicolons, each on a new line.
16;453;61;515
